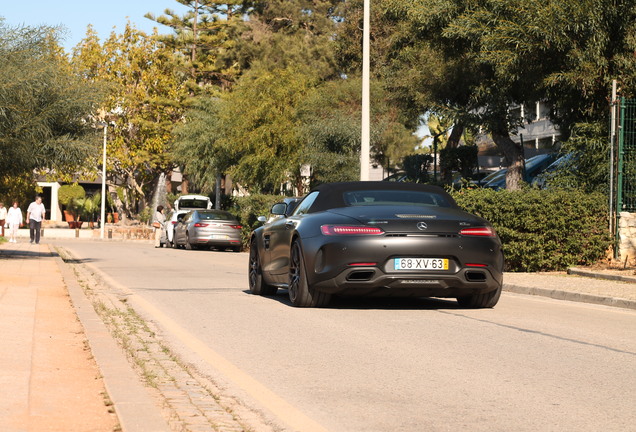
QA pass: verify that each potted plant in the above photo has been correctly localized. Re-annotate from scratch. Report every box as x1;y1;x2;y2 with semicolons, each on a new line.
76;193;100;229
58;184;86;228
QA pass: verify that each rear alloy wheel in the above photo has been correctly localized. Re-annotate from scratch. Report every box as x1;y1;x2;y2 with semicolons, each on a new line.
288;240;331;307
456;284;502;308
248;241;277;296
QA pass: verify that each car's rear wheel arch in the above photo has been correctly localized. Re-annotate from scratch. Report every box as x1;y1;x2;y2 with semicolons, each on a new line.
288;238;331;308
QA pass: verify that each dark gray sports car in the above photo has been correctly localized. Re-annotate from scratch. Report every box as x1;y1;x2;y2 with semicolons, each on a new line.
248;182;504;308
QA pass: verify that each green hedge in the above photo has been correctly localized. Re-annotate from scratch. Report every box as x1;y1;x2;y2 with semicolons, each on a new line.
451;188;612;272
229;188;611;270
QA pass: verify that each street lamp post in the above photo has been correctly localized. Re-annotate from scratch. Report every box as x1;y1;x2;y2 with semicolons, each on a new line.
360;0;371;181
99;123;107;239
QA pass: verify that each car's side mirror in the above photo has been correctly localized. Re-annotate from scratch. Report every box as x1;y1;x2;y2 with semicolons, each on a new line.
271;202;288;216
257;216;267;223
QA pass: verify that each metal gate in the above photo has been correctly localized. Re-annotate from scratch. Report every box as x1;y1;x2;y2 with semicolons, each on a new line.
617;98;636;212
611;97;636;256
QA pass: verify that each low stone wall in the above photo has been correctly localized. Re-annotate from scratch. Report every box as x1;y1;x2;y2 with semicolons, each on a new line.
97;226;154;240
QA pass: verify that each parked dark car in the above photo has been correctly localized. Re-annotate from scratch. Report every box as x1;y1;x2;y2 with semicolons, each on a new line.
482;153;556;190
531;153;577;189
173;210;242;251
248;181;504;308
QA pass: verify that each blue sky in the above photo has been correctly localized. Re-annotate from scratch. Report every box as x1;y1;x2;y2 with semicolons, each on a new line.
1;0;190;52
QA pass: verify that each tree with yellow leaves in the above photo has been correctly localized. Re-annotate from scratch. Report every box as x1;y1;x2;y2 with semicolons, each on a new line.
71;24;189;218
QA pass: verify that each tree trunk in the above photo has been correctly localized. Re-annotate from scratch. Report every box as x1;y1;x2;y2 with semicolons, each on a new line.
447;123;464;149
215;174;222;209
442;123;465;184
491;130;524;191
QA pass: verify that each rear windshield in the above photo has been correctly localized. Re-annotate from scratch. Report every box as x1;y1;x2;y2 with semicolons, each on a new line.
179;199;209;209
198;211;234;221
342;190;453;208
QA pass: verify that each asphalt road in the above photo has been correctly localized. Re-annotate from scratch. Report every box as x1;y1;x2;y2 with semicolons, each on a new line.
53;240;636;432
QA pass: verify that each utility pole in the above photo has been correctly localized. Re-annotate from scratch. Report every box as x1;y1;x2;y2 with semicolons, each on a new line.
360;0;371;181
610;80;617;237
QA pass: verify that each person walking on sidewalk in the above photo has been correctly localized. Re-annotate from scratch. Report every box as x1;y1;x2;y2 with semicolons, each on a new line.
26;196;46;244
6;201;23;243
152;205;166;248
0;202;6;237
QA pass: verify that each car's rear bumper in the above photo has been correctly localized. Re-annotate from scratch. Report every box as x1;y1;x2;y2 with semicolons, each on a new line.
300;235;503;297
312;266;502;298
194;236;241;246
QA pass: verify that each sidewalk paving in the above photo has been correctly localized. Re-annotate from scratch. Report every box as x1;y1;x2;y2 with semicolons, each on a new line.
1;237;635;431
0;240;169;432
0;241;120;432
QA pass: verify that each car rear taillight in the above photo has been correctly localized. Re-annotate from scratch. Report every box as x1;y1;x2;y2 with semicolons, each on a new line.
194;223;209;227
321;225;384;235
229;225;242;230
171;221;178;225
459;227;496;237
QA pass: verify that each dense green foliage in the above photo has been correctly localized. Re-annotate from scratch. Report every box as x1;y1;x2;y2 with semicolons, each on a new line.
0;20;101;186
440;146;478;179
451;188;612;271
544;122;610;193
172;97;225;193
5;0;636;211
401;154;434;182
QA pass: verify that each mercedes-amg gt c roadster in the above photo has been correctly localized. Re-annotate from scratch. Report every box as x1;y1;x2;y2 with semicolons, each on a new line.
248;182;504;308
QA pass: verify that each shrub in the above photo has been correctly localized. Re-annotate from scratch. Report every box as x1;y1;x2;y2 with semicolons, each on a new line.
58;184;85;206
451;188;612;271
401;153;434;182
231;194;289;246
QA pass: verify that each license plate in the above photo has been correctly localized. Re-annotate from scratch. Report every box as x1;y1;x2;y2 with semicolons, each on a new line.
394;258;448;271
211;234;229;239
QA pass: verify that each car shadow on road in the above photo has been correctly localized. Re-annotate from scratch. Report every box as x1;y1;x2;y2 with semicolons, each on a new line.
244;289;462;310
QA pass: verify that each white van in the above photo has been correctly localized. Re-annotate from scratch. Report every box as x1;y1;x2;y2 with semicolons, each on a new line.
166;195;213;246
174;195;213;211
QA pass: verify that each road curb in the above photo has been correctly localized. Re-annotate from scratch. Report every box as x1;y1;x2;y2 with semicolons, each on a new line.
567;267;636;284
503;283;636;310
53;249;171;432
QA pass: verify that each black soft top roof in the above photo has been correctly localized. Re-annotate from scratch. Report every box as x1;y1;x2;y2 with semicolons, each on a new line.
308;181;457;213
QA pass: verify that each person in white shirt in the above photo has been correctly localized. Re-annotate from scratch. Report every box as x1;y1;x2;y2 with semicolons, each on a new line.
6;201;23;243
0;202;6;237
26;196;46;244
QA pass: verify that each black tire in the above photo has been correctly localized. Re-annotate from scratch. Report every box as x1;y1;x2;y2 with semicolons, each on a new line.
248;241;277;296
288;240;331;307
457;284;502;308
